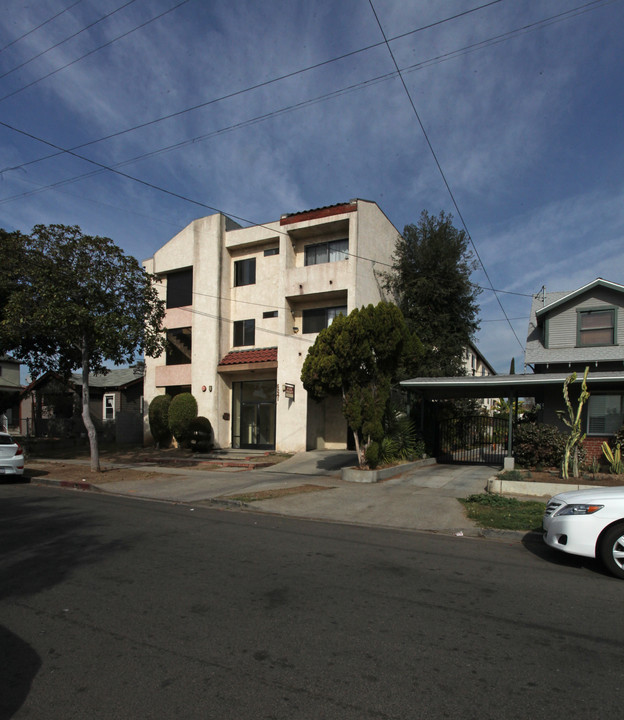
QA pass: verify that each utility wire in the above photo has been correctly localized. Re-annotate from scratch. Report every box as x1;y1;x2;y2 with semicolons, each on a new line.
0;0;141;80
0;0;612;179
0;0;86;55
0;0;192;103
367;0;526;351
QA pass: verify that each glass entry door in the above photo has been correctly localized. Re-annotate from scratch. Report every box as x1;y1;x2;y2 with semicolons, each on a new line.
232;380;276;450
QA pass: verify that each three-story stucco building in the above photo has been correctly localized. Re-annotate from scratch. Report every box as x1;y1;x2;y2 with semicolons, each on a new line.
142;199;399;452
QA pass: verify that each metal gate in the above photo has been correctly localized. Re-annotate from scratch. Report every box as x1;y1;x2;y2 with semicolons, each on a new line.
436;415;508;465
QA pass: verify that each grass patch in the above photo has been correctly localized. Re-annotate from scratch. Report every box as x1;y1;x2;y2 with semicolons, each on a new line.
459;493;546;531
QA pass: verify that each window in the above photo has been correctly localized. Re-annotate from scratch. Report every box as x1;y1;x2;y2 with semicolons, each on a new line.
304;238;348;266
234;258;256;286
588;394;624;435
233;319;255;346
166;268;193;308
166;327;192;365
263;310;278;318
264;247;279;256
302;306;347;334
578;308;616;347
103;394;115;421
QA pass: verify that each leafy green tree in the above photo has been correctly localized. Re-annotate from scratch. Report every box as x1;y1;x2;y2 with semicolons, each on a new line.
0;225;165;471
301;302;411;467
383;210;480;377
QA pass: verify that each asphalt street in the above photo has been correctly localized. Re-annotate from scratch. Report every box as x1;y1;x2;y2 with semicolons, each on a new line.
2;483;623;720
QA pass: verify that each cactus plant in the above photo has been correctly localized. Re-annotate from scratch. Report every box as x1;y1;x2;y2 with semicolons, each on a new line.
556;366;590;480
602;442;624;475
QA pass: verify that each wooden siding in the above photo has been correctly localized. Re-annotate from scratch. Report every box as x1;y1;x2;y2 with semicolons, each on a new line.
545;287;624;349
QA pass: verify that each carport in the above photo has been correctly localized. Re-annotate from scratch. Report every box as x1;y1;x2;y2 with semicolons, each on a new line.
400;371;624;467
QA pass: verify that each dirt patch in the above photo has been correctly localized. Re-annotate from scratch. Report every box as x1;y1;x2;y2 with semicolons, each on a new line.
221;484;334;503
25;460;166;485
505;469;624;487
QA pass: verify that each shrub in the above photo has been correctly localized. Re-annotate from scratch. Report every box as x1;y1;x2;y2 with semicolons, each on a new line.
513;423;568;469
378;436;398;465
365;441;380;469
148;394;172;448
168;393;198;446
188;416;214;452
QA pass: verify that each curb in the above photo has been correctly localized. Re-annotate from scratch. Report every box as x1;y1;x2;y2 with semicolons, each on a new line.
31;476;101;492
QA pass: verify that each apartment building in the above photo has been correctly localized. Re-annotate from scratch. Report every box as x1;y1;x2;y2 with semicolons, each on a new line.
142;199;398;452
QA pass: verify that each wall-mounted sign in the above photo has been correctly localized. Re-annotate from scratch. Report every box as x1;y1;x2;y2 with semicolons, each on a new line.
284;383;295;400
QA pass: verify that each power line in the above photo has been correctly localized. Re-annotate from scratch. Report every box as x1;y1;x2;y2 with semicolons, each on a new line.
0;1;503;169
0;0;141;80
0;0;192;103
1;0;611;181
367;0;526;352
0;0;86;55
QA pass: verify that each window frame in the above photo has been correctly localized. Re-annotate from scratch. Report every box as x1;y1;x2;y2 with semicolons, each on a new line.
234;258;256;287
587;393;624;436
304;238;348;267
577;307;617;347
166;268;193;308
302;305;347;334
103;393;116;421
233;319;256;347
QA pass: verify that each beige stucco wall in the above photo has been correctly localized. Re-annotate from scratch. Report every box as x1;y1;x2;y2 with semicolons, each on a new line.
143;201;400;452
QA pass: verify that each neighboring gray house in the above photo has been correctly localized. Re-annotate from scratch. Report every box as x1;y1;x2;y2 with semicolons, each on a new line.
401;278;624;464
21;367;145;444
525;278;624;459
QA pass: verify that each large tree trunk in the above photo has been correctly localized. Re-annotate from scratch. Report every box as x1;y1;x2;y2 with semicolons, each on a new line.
81;338;100;472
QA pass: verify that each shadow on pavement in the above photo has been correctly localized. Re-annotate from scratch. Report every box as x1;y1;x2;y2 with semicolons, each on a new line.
521;531;609;577
0;626;41;719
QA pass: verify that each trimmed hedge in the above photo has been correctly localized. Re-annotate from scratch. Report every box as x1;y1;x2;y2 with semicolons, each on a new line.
168;393;198;446
148;394;172;447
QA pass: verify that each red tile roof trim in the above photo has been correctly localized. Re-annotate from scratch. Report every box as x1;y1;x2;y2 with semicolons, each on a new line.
218;347;278;366
280;202;357;225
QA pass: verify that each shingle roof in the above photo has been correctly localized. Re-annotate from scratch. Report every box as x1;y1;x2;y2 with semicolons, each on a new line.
70;367;144;388
218;347;278;366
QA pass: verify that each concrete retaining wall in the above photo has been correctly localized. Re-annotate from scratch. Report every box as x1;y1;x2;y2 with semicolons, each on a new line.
342;457;436;483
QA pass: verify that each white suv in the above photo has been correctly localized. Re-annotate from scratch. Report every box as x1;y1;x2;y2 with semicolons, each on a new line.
543;486;624;579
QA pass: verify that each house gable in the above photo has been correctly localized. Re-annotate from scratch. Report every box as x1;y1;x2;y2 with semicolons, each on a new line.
526;279;624;370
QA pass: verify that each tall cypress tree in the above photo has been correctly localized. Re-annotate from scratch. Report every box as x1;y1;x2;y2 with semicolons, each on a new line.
384;210;481;377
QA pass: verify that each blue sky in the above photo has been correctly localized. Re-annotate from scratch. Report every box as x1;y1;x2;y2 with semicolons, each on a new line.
1;0;623;374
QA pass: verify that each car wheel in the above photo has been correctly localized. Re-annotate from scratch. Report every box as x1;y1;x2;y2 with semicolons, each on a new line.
599;523;624;579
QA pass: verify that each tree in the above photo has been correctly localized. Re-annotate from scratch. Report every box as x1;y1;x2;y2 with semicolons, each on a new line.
383;210;480;377
0;225;165;471
301;302;412;467
148;394;172;448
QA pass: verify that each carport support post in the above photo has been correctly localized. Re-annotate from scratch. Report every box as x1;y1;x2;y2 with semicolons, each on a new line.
504;392;515;471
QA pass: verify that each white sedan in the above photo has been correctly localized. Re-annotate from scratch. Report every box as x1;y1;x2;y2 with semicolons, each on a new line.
543;486;624;579
0;432;25;477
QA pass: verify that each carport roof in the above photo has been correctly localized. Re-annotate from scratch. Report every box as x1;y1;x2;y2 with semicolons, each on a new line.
400;371;624;399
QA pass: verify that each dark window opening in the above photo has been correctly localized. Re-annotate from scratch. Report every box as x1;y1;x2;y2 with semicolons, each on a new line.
304;238;348;266
166;327;192;365
264;247;279;256
234;258;256;286
263;310;278;318
166;268;193;308
302;306;347;334
233;319;255;346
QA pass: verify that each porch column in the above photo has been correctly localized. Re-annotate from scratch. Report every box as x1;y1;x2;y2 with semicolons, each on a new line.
504;391;516;470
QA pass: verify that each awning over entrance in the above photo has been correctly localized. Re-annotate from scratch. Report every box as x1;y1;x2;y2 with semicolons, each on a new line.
217;347;278;374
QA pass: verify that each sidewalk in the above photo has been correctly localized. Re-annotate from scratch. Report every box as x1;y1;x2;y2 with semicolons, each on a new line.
26;450;501;536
